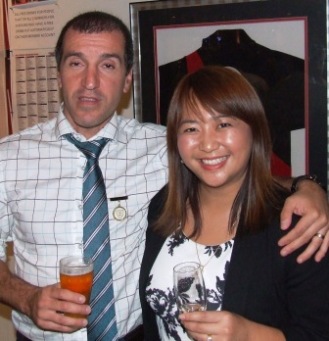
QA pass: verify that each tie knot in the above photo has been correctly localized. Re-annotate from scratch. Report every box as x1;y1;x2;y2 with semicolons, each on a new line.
64;133;110;159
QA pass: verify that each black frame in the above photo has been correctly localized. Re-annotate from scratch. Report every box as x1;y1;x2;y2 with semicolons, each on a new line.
130;0;328;187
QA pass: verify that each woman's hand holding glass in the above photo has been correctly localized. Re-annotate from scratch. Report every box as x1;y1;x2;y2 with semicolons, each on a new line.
179;310;285;341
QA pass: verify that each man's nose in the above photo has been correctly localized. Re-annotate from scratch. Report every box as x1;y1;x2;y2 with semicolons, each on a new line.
82;66;99;90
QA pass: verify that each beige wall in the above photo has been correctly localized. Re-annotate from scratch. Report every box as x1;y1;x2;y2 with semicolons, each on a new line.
0;0;155;338
0;0;9;139
0;52;9;139
0;0;14;333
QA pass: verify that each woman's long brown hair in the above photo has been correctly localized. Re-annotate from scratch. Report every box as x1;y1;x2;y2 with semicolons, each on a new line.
154;66;286;238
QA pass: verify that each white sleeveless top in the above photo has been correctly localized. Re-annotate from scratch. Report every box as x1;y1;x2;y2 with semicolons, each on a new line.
145;232;234;340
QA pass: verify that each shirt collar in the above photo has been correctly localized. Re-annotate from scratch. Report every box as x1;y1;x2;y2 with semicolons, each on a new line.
54;104;120;142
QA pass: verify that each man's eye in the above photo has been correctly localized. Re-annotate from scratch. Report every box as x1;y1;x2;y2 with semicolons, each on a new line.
69;61;81;67
103;63;115;69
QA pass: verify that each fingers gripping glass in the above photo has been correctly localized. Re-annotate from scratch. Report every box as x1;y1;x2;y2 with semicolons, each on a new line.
59;256;94;318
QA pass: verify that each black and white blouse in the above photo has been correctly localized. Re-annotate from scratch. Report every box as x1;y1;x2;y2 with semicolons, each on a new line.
145;233;234;340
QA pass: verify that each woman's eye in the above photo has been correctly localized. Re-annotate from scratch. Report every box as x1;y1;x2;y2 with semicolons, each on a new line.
184;127;197;133
219;122;231;128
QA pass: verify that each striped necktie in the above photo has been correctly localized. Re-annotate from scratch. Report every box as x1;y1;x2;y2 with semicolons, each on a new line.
64;134;118;340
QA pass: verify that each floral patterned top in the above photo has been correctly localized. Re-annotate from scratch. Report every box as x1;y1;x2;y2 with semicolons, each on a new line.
145;233;234;340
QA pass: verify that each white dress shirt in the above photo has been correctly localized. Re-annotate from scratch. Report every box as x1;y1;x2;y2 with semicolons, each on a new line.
0;107;168;340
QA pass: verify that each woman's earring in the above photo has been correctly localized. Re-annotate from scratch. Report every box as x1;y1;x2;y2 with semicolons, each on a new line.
180;159;184;164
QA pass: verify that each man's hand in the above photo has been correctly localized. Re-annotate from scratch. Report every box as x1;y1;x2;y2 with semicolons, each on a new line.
279;180;329;263
27;283;90;333
0;261;90;334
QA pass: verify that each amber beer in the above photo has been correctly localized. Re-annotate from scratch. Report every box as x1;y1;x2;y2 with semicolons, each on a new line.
59;256;93;318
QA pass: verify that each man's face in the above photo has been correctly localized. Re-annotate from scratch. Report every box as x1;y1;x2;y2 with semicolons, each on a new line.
58;28;132;139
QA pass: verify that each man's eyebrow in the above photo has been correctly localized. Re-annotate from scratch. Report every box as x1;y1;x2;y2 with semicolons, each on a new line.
100;53;124;64
62;51;123;63
62;51;83;63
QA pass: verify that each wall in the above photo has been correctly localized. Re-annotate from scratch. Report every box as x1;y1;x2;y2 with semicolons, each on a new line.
0;0;14;335
0;0;9;138
0;50;9;138
0;0;155;339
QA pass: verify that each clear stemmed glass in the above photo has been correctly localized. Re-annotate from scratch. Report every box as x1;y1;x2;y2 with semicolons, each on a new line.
173;261;207;313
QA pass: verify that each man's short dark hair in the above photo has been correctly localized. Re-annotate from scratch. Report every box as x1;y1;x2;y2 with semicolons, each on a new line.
55;11;133;73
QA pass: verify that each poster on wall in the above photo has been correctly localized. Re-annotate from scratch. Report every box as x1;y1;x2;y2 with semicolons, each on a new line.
8;0;59;49
6;0;61;132
12;0;56;7
11;49;59;131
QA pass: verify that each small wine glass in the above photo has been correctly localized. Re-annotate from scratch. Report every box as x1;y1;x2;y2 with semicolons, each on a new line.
173;261;207;313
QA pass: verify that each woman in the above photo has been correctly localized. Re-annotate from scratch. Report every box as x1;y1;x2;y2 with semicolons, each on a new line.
140;66;329;340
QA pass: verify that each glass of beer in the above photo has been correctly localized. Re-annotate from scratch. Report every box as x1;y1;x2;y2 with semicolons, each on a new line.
59;255;94;318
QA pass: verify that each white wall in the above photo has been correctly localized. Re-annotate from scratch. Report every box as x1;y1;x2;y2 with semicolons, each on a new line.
0;0;155;339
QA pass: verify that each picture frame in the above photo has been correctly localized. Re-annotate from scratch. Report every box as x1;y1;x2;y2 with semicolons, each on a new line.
130;0;328;187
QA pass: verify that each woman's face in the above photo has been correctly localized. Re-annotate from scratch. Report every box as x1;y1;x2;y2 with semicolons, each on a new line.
177;104;252;194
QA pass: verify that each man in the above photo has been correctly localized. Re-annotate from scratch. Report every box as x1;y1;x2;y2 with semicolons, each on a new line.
0;11;327;341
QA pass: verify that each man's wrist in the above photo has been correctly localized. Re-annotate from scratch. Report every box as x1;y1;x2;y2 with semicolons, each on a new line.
291;174;323;193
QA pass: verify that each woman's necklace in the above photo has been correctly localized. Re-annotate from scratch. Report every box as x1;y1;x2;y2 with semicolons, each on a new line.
189;208;239;272
195;242;222;273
